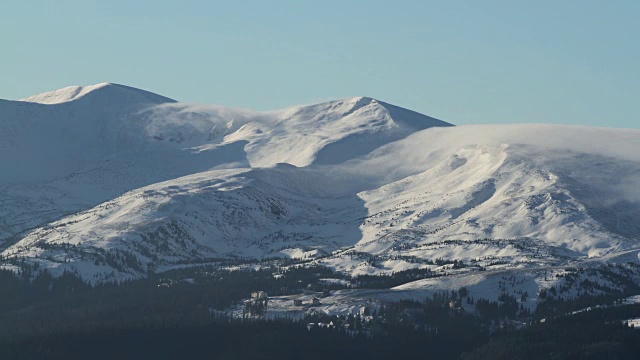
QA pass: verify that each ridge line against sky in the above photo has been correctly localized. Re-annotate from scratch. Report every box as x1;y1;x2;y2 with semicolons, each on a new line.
2;0;638;129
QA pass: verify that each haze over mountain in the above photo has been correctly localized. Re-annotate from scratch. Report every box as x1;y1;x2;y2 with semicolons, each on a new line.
1;83;639;305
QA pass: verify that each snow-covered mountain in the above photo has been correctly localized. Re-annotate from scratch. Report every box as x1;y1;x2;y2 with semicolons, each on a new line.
2;83;640;297
0;84;447;245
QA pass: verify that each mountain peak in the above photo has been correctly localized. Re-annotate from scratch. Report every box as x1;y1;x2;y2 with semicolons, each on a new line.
336;96;453;129
19;83;176;105
347;96;376;103
20;83;111;104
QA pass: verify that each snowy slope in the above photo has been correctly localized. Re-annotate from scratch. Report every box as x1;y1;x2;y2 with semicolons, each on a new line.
140;96;450;167
4;125;640;283
347;125;640;256
2;166;368;281
1;83;176;183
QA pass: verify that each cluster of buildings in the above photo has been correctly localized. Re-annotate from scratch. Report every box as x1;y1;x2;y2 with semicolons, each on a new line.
293;287;332;307
245;286;333;315
306;321;337;331
293;297;320;307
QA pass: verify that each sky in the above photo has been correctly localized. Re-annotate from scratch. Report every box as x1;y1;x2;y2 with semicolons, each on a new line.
2;0;639;128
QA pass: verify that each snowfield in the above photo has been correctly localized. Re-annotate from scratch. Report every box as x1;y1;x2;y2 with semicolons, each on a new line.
2;83;640;310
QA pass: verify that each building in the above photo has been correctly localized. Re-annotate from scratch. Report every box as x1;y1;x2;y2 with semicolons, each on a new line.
251;291;268;299
293;299;303;306
311;297;320;306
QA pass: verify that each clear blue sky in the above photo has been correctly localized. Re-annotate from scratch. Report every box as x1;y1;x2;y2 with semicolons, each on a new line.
2;1;639;128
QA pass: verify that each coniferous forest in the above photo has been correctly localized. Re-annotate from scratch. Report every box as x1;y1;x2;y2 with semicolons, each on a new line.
2;265;640;359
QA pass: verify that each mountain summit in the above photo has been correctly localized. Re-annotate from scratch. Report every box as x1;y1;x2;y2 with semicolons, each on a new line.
19;83;176;105
2;85;452;184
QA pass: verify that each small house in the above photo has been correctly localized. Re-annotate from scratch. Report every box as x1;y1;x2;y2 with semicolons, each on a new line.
251;291;268;299
293;299;303;306
311;297;320;306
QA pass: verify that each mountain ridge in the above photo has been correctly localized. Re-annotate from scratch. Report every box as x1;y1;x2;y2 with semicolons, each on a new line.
0;84;452;247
